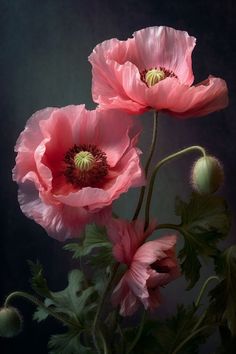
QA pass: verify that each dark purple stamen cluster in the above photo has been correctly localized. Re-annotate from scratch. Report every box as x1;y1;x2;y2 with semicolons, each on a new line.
64;144;109;188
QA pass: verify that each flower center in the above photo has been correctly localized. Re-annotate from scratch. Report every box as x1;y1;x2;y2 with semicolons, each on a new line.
74;151;95;171
64;144;109;188
141;67;177;87
145;69;166;87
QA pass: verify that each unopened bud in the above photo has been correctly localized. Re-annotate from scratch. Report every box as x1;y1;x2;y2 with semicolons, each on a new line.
191;155;224;194
0;306;23;337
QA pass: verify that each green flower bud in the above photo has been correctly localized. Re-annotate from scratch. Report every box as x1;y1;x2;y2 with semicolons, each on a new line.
191;155;224;194
0;306;23;337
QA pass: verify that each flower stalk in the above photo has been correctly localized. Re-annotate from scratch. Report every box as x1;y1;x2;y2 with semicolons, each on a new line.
144;145;206;230
133;111;158;220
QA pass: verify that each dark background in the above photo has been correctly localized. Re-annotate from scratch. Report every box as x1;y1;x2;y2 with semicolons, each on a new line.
1;0;236;353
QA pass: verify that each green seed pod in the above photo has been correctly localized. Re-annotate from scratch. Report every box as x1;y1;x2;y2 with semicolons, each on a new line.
0;306;23;338
191;155;224;194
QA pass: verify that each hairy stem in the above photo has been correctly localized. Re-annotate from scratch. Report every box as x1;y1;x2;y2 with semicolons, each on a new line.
144;145;206;230
133;111;158;220
4;291;81;329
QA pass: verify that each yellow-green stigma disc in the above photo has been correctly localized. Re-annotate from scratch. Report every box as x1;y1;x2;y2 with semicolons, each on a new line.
74;151;95;171
145;69;165;87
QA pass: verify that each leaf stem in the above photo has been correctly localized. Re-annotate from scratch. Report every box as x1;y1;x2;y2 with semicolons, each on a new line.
194;276;220;308
126;310;146;354
171;325;211;354
4;291;81;329
144;145;206;230
92;263;119;354
133;111;158;220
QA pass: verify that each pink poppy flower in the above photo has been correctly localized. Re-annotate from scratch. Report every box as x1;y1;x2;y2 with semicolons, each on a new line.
13;105;145;241
107;219;180;316
89;26;228;118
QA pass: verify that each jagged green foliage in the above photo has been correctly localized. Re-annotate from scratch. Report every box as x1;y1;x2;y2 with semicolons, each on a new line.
176;193;230;289
48;329;92;354
64;224;114;268
127;305;211;354
207;245;236;337
28;260;51;298
30;268;97;353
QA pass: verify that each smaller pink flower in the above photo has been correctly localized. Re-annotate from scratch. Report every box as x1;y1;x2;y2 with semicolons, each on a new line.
107;219;180;316
13;106;145;241
89;26;228;118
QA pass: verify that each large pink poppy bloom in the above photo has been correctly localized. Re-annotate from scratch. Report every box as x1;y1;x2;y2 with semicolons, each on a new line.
107;219;180;316
13;105;145;241
89;26;228;118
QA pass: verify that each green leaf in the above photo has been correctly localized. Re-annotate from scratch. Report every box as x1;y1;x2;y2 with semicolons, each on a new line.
48;329;92;354
64;224;114;268
207;245;236;337
176;193;230;289
28;260;51;298
129;305;211;354
33;270;97;325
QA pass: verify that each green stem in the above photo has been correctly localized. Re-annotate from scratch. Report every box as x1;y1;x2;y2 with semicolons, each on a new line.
4;291;81;329
194;276;220;308
132;111;158;220
155;223;181;232
144;145;206;230
171;325;212;354
126;310;146;354
92;263;119;354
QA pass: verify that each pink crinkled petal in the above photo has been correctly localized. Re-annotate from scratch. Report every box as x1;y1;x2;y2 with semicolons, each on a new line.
133;26;196;85
17;180;111;241
111;273;141;316
133;235;177;264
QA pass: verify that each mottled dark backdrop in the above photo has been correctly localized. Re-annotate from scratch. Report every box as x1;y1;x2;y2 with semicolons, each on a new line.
0;0;235;353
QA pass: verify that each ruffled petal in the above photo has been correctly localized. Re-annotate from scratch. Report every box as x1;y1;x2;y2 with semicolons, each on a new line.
133;26;196;85
133;235;177;264
56;146;145;210
111;274;140;316
166;76;229;118
17;179;110;241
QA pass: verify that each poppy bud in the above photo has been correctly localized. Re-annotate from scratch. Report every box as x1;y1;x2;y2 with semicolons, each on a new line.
0;306;23;337
191;155;224;194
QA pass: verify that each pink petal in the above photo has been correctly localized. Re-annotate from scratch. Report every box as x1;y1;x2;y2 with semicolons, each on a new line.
133;235;177;264
111;274;140;316
17;179;110;241
167;76;228;118
133;26;196;85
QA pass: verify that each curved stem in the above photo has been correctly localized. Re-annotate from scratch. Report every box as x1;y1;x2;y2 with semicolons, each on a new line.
171;325;212;354
194;276;220;308
133;111;158;220
144;145;206;230
4;291;81;329
126;310;146;354
155;223;181;232
92;263;119;354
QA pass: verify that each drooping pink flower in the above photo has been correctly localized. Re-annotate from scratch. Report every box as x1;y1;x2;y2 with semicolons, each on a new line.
89;26;228;118
13;106;145;241
107;219;180;316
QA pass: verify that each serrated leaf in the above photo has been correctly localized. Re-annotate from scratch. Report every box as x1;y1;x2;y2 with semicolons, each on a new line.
33;270;97;325
207;245;236;337
64;224;114;269
48;329;92;354
128;305;211;354
176;193;230;289
28;260;51;298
